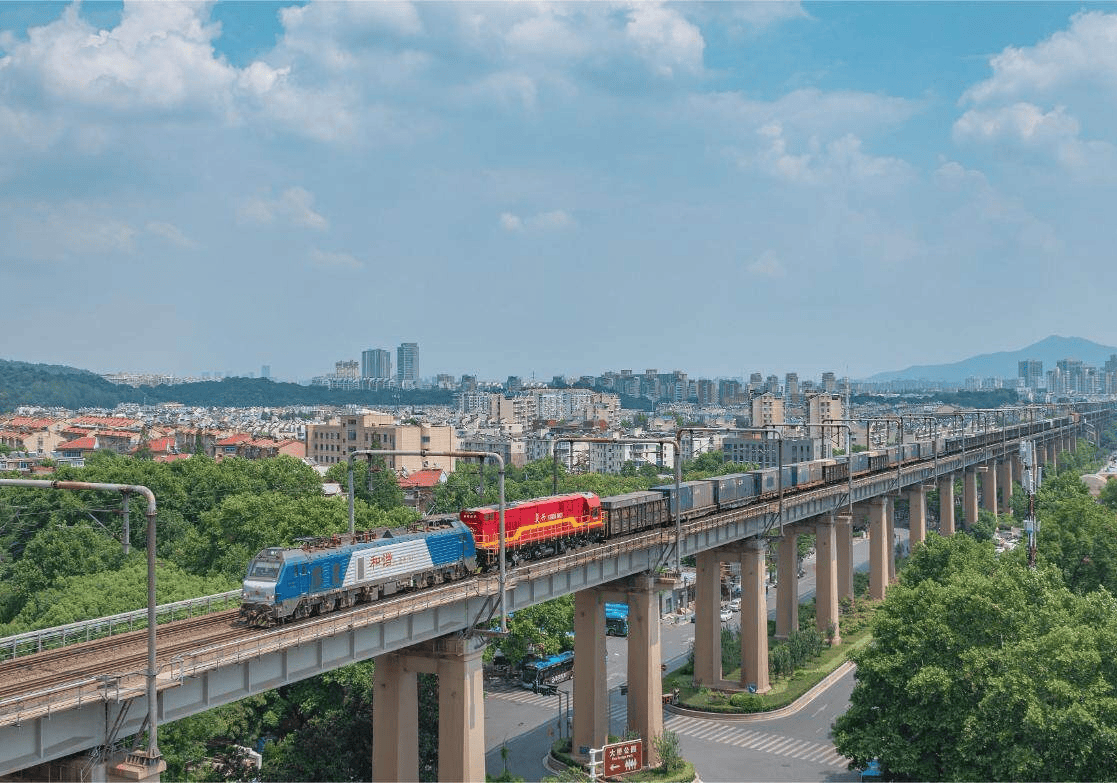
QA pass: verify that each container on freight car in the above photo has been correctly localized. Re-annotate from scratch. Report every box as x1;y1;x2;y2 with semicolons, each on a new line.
652;480;716;516
799;460;824;487
868;451;890;472
851;452;870;474
887;445;903;464
711;473;754;506
822;458;850;482
781;465;796;489
755;467;780;495
903;443;920;461
601;491;669;536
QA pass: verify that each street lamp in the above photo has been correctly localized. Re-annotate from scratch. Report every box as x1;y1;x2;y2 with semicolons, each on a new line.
0;479;162;771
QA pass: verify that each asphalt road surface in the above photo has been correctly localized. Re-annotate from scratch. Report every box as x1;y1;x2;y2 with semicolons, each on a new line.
483;535;878;781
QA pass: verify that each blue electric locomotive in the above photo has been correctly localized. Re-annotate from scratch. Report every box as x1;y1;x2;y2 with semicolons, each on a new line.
240;515;476;625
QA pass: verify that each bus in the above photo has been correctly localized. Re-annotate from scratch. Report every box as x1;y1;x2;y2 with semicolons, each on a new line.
606;602;629;637
520;651;574;690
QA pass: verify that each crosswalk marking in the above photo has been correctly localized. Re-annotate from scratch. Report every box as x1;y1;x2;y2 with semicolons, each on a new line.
484;680;849;771
663;715;848;770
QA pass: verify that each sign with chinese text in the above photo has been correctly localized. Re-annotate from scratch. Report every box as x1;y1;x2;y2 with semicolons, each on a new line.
602;739;643;776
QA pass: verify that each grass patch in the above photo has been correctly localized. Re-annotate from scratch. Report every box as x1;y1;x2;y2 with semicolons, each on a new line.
665;600;877;714
548;739;696;783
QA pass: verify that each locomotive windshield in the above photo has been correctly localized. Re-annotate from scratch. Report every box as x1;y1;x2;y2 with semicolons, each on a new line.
248;559;281;579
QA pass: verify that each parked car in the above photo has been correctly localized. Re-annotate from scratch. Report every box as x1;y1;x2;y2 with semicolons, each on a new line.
728;598;741;612
719;608;732;623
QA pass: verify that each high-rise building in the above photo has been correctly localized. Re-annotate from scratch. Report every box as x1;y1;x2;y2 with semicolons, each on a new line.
784;373;799;405
1018;359;1043;389
397;342;419;383
751;392;784;427
362;348;392;380
261;365;270;380
335;360;359;379
821;372;837;392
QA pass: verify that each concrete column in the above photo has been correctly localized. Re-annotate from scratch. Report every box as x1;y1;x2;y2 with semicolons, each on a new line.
435;639;487;783
741;538;770;694
775;532;798;639
886;498;897;584
982;462;998;515
907;485;926;546
814;514;840;644
937;475;955;535
625;575;664;766
108;753;167;782
372;652;419;783
1047;441;1058;470
692;549;723;686
869;497;888;600
573;588;608;759
999;459;1013;513
963;469;978;531
835;513;854;600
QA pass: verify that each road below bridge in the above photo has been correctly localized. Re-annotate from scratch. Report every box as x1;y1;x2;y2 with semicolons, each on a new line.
483;534;886;782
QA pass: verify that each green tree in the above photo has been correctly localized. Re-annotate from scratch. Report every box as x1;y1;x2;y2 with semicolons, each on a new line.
833;533;1117;781
325;454;404;511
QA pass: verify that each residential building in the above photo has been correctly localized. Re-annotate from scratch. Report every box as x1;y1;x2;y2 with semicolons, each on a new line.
784;373;799;406
397;342;419;384
751;392;784;427
807;393;844;452
362;349;392;380
306;413;456;473
1018;359;1043;389
723;433;814;467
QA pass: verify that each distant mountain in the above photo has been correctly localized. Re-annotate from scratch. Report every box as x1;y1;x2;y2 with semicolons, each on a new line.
0;358;455;412
868;335;1117;383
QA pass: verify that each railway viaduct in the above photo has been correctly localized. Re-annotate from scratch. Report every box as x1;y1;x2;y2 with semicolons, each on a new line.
0;407;1107;781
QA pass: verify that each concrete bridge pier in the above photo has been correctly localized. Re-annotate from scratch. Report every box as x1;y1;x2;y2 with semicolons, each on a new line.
1047;441;1058;470
999;459;1013;513
693;541;770;694
572;588;609;762
886;497;897;584
775;530;801;639
814;513;840;644
588;572;675;766
982;462;998;515
737;538;771;695
372;634;486;783
692;549;723;688
836;513;854;601
963;468;979;531
907;485;926;546
868;497;889;600
937;475;955;535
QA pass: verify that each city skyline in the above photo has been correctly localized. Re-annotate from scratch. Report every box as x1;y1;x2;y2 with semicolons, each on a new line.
2;3;1117;379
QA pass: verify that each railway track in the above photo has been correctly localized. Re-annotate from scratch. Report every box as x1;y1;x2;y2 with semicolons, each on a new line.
0;611;255;702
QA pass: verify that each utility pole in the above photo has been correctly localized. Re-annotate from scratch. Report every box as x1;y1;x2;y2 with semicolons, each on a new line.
1020;440;1040;568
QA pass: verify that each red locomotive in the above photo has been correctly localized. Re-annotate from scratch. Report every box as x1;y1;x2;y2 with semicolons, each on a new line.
460;492;603;567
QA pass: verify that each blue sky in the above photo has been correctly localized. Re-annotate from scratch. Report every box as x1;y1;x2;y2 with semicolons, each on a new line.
2;1;1116;383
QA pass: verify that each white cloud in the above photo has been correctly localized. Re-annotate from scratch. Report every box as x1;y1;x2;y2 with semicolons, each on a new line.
953;103;1117;177
499;209;575;232
4;2;235;113
623;3;705;78
499;212;524;232
4;201;138;261
953;103;1079;145
145;221;196;249
310;248;363;270
962;11;1117;106
746;250;785;279
239;187;328;231
753;122;913;189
